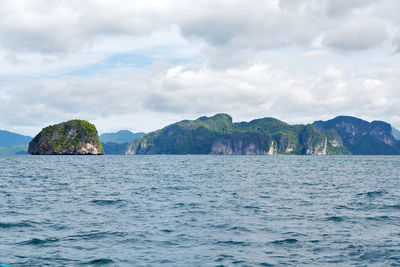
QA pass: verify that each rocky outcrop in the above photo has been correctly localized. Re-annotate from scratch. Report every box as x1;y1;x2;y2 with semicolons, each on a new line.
28;120;104;155
210;133;276;155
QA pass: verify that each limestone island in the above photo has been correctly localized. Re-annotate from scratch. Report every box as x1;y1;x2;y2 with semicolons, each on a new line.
28;120;104;155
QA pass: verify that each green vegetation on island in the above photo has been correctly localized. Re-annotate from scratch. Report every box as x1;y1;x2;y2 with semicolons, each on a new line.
127;114;346;155
28;120;104;155
127;114;400;155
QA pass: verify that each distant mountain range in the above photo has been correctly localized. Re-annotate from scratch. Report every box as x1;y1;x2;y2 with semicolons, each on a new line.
0;130;31;146
127;114;400;155
100;130;145;154
0;130;32;155
100;130;145;144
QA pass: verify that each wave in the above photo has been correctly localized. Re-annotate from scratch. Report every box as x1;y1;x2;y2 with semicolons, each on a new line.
216;240;251;247
85;258;114;265
357;190;386;197
325;216;345;222
18;237;59;246
0;221;34;228
270;238;298;245
89;199;124;205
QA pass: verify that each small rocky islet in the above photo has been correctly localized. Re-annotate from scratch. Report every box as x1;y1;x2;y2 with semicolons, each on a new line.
28;120;103;155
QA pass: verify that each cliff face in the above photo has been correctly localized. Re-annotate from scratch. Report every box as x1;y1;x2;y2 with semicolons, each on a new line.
274;134;295;153
313;116;400;155
28;120;104;155
211;132;276;155
299;125;327;155
127;114;345;155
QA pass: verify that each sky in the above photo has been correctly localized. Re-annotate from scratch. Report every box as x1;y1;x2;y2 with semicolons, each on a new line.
1;0;400;136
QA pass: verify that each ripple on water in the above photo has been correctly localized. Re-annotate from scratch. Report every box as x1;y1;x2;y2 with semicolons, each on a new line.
365;215;391;221
85;258;114;265
325;216;345;222
0;221;34;228
89;199;124;205
383;204;400;210
66;231;126;241
18;237;59;246
228;226;251;232
356;190;386;198
216;240;251;247
270;238;299;245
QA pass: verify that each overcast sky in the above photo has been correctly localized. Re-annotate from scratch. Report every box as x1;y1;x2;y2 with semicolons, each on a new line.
1;0;400;135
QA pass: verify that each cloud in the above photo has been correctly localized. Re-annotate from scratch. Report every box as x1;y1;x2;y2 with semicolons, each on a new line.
2;59;400;135
322;19;388;50
0;0;397;58
1;1;400;134
0;0;169;54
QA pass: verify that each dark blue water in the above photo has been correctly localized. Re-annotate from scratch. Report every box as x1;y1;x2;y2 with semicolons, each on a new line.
1;156;400;266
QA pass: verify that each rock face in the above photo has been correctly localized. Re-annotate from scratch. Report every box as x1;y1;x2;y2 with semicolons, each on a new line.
313;116;400;155
28;120;104;155
211;133;276;155
299;125;327;155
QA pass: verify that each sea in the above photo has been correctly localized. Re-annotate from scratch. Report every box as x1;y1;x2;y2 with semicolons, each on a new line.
0;155;400;266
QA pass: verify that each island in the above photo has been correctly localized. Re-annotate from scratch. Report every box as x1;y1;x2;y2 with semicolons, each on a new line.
126;114;400;155
28;120;104;155
126;114;348;155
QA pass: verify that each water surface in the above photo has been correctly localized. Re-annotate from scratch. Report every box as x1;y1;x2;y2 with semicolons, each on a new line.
1;155;400;266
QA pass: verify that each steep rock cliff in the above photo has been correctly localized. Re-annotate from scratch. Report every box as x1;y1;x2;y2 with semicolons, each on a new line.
211;132;276;155
299;125;327;155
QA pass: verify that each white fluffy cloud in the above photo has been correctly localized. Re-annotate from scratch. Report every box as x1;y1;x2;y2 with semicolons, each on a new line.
2;59;400;135
0;0;400;135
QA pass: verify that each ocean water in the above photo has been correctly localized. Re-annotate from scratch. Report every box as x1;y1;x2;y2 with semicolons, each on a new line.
1;155;400;266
